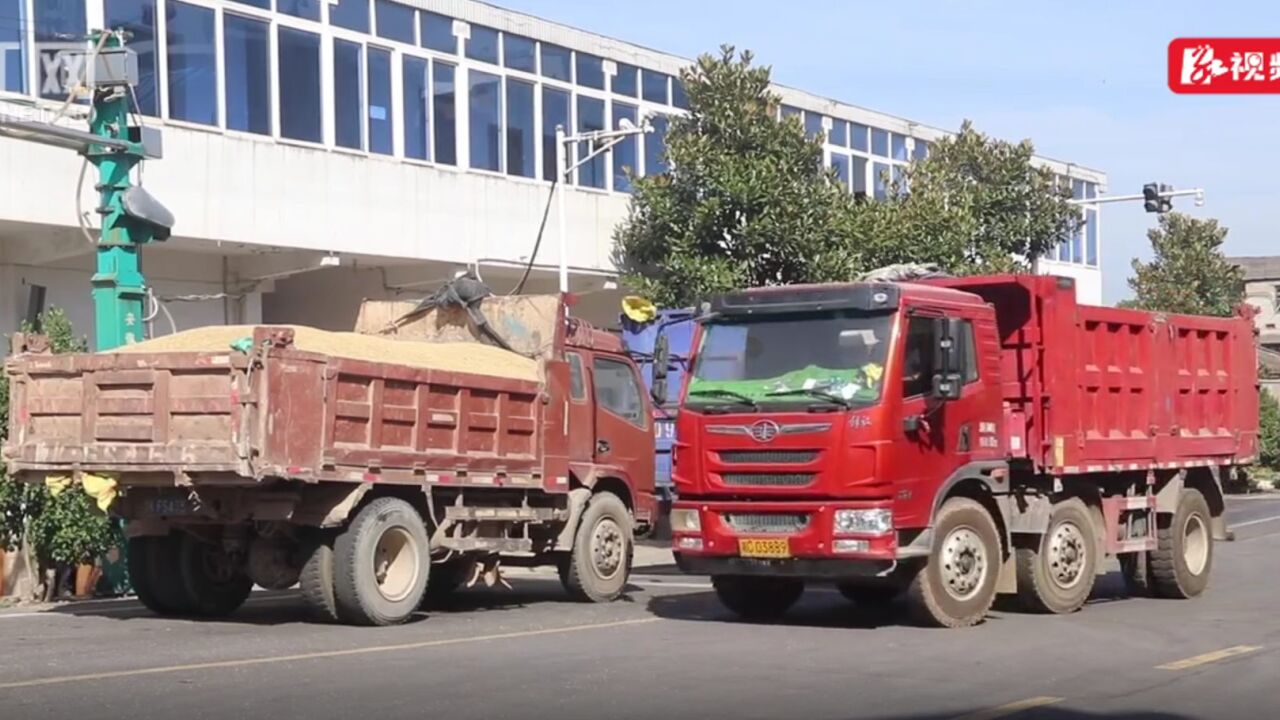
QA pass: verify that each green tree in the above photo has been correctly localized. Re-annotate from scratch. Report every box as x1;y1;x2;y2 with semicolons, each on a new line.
1124;213;1244;317
1260;391;1280;471
612;46;866;307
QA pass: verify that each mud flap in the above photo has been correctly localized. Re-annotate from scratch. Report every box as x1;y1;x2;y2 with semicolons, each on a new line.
554;488;593;550
996;552;1018;595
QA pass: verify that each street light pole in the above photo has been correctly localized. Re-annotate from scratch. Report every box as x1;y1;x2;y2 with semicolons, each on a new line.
556;124;569;294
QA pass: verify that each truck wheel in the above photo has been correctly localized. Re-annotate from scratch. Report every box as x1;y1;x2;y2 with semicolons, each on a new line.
1014;498;1097;614
299;533;339;623
713;576;804;622
561;492;633;603
127;535;192;616
333;497;431;626
1150;489;1213;599
906;497;1001;628
179;534;253;618
837;584;899;608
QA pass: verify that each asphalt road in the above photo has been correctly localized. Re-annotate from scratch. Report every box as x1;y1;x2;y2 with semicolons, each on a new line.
1;496;1278;720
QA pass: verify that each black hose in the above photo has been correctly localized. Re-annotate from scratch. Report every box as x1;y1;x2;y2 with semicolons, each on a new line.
510;172;560;296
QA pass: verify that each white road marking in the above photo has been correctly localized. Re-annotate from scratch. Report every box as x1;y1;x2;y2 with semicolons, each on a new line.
1156;645;1262;671
951;696;1063;720
1229;514;1280;530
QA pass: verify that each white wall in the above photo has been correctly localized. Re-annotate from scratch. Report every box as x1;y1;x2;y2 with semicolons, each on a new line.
1039;259;1103;306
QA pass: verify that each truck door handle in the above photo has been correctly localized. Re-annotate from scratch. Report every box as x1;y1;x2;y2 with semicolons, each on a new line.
597;440;611;454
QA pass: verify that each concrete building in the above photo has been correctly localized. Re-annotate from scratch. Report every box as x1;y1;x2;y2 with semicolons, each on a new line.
0;0;1107;345
1234;256;1280;351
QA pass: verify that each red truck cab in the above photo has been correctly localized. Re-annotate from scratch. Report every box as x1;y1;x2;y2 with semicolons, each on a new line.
670;275;1255;627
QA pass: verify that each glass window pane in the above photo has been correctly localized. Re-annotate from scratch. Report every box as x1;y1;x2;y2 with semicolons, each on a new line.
278;0;320;21
873;162;889;201
541;86;569;181
1086;209;1098;266
593;358;644;426
829;120;847;147
576;52;604;89
375;0;415;44
672;78;688;109
104;0;158;116
223;13;271;135
420;11;455;54
402;55;429;161
432;63;456;165
503;33;534;72
891;134;907;161
333;39;363;149
166;1;218;125
1085;181;1097;200
912;139;929;161
644;114;669;176
871;128;889;157
1072;178;1085;200
892;165;905;192
567;353;586;400
35;0;86;100
831;153;849;190
468;69;501;171
780;105;801;121
465;24;498;64
613;102;638;193
278;27;322;142
613;63;638;97
576;95;605;188
0;0;26;93
852;156;867;198
329;0;369;33
541;43;571;82
1058;240;1070;262
804;112;823;139
641;69;669;104
228;0;269;7
505;77;534;178
902;317;938;398
368;46;392;155
851;122;869;153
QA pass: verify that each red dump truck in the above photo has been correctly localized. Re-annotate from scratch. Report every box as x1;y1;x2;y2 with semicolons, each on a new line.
667;274;1258;627
3;296;657;625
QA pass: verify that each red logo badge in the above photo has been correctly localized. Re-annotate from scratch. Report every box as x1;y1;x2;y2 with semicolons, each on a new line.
1169;38;1280;93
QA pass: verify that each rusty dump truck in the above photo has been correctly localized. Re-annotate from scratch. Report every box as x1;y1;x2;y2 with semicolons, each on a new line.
2;295;657;625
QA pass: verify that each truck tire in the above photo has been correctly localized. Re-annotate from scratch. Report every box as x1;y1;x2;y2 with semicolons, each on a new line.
333;497;431;626
1014;498;1097;614
713;576;804;622
127;535;191;616
906;497;1001;628
560;491;633;603
178;533;253;618
299;533;339;623
1150;489;1213;599
1119;551;1152;597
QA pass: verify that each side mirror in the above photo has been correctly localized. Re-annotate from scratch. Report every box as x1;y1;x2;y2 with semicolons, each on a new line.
930;317;965;401
650;333;671;405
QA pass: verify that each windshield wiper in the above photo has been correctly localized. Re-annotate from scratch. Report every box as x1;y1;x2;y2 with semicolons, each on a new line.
687;388;759;408
765;387;851;408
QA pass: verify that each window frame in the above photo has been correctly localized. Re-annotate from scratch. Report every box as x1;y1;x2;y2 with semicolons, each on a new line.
567;352;588;403
900;314;980;399
592;355;647;428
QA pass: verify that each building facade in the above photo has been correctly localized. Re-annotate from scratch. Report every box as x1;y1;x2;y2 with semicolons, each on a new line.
0;0;1107;345
1234;256;1280;351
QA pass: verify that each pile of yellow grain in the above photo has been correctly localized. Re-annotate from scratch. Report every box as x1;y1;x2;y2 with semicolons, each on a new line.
112;325;539;382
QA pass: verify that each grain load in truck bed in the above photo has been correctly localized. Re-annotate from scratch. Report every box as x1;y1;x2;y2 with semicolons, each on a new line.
110;325;540;381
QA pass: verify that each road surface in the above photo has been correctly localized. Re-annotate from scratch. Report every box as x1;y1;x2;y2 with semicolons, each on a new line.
1;496;1277;720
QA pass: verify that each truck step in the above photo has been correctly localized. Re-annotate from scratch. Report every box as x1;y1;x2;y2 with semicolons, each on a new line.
438;537;534;553
443;506;564;522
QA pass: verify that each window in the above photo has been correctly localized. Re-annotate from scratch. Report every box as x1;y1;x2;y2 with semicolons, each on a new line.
780;105;801;121
375;0;415;45
873;162;889;201
541;86;569;181
1086;209;1098;267
641;69;669;104
228;0;269;7
902;317;936;398
613;63;638;97
223;13;271;135
420;11;455;53
851;122;869;153
34;0;86;99
432;62;456;165
333;39;363;149
505;77;535;178
0;0;25;93
959;322;979;383
830;153;850;190
166;1;217;125
804;112;824;139
576;95;605;188
644;114;669;176
465;24;499;64
829;120;848;147
104;0;158;116
672;78;688;109
913;139;929;161
278;0;320;21
576;52;604;89
403;56;429;161
594;358;645;426
568;353;586;401
852;156;868;199
368;47;392;155
469;70;501;171
329;0;369;33
503;34;535;72
540;43;571;81
871;128;889;157
891;134;908;161
613;102;638;192
278;27;322;143
892;165;905;192
1058;239;1070;262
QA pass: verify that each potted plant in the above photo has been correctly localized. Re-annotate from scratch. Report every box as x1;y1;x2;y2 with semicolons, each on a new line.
28;483;112;600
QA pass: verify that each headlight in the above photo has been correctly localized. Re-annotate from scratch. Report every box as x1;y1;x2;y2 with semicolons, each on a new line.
670;508;701;532
833;508;892;535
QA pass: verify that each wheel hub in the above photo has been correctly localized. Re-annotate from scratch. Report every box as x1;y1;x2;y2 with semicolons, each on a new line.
590;518;624;580
373;526;420;602
940;526;987;601
1047;521;1088;589
1182;513;1209;576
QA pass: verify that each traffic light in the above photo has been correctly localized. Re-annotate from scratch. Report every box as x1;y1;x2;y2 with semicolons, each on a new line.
1158;183;1173;213
1143;182;1175;214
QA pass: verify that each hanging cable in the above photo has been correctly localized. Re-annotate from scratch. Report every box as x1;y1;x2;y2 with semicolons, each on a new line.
509;172;559;296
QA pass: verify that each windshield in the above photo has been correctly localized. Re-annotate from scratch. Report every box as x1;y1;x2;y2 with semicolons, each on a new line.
687;312;894;407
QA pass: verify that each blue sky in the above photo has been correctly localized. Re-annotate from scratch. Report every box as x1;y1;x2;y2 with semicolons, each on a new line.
497;0;1280;303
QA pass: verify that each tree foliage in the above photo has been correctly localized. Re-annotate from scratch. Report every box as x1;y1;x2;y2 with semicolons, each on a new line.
1260;390;1280;471
1124;213;1244;317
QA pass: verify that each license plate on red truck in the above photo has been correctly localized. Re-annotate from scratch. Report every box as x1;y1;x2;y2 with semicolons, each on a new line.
738;538;791;558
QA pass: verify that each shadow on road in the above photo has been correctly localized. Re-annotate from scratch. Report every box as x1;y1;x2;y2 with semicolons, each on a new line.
856;712;1195;720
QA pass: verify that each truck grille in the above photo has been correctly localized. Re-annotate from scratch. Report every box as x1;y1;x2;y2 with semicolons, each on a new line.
722;512;810;534
721;473;814;487
718;450;818;465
